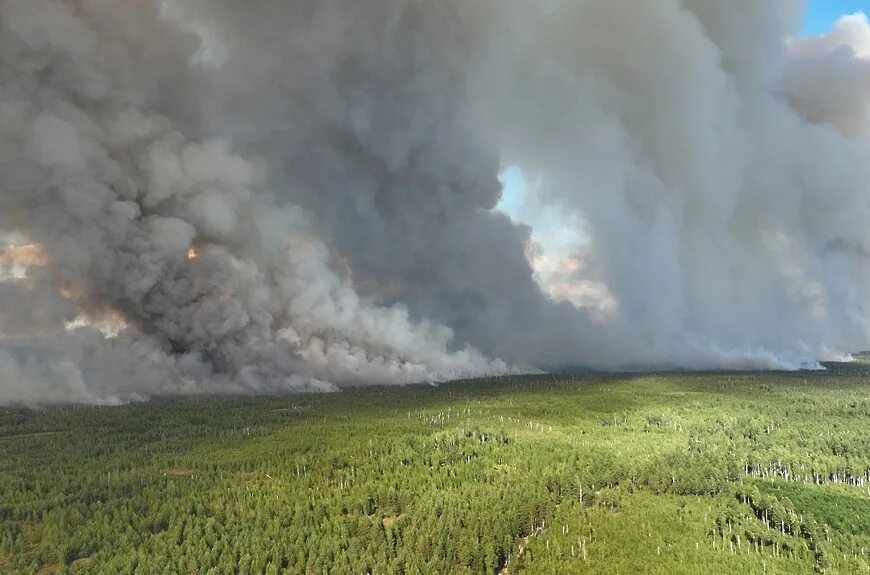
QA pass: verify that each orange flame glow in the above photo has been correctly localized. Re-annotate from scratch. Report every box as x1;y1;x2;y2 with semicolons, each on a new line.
58;284;82;301
0;243;50;267
187;247;199;261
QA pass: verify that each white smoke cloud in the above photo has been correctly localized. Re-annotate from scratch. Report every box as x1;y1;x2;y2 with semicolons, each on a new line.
0;0;508;404
2;0;870;404
475;0;870;369
784;12;870;137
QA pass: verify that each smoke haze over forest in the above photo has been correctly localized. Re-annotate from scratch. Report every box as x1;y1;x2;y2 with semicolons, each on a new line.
2;0;870;404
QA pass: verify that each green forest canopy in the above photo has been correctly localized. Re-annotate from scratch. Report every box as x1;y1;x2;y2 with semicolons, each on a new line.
3;364;870;574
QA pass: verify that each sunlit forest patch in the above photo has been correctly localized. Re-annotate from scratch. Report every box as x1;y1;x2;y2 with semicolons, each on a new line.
3;370;870;574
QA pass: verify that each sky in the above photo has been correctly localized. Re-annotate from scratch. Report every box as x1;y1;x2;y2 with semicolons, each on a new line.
803;0;870;34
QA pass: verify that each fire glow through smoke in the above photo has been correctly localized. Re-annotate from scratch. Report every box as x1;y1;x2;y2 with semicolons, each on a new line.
0;243;49;269
2;1;870;404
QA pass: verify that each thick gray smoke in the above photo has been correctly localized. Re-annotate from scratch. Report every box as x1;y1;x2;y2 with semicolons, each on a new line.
2;0;870;404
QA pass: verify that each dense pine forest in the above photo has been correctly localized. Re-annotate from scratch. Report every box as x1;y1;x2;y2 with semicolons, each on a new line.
4;363;870;574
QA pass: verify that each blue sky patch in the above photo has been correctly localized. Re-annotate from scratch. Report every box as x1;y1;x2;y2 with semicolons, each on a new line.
804;0;870;35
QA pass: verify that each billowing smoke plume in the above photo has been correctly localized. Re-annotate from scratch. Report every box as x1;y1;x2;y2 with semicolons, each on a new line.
2;0;870;404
